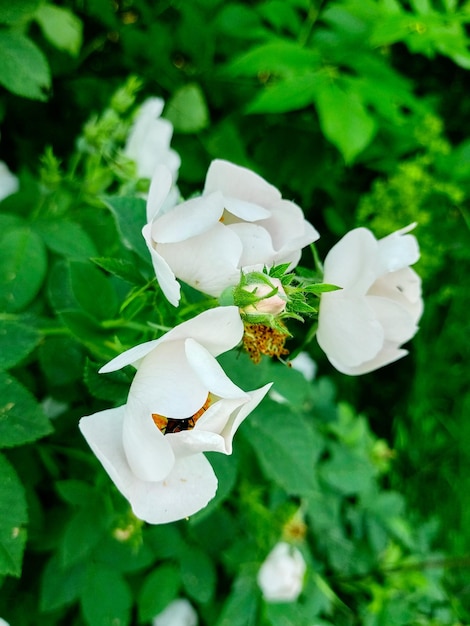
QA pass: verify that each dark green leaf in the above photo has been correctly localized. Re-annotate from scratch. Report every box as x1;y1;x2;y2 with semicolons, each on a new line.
0;372;52;448
0;319;40;369
35;219;97;259
0;453;27;577
180;546;216;603
0;227;47;312
215;569;259;626
92;257;143;285
84;359;132;404
0;30;50;100
40;553;86;612
69;260;119;321
320;443;376;495
39;335;84;386
137;563;180;622
81;564;132;626
102;196;149;261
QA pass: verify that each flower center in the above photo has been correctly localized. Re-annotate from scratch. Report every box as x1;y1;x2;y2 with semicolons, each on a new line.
152;394;212;435
243;322;290;364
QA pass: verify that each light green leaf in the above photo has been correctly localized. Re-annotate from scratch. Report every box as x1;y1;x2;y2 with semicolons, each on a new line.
320;443;376;495
247;73;321;114
215;569;259;626
0;30;50;100
0;227;47;312
165;83;210;133
81;564;132;626
34;4;83;56
0;453;27;577
227;40;320;78
244;400;322;495
35;219;97;259
137;563;180;622
0;319;40;370
313;78;376;163
0;372;52;448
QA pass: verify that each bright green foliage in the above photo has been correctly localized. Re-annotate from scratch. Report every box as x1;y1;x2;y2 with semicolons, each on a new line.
0;0;469;624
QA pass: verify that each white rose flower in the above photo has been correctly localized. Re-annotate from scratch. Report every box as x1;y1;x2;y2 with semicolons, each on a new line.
79;307;271;524
257;542;306;602
317;225;423;375
124;97;181;182
143;159;319;306
152;598;198;626
0;161;19;202
0;619;10;626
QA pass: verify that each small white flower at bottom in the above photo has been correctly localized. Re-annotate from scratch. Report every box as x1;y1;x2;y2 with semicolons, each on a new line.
152;598;198;626
257;542;306;603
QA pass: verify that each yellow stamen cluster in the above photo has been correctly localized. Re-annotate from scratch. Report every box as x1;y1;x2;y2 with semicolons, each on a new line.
243;322;289;364
152;394;212;434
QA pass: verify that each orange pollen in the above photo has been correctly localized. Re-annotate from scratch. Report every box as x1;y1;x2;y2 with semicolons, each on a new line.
242;322;289;364
152;394;212;435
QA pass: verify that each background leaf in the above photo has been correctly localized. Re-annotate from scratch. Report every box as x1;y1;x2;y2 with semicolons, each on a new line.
0;30;50;100
0;453;27;577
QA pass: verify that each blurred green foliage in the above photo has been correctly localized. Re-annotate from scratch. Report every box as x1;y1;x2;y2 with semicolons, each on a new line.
0;0;469;624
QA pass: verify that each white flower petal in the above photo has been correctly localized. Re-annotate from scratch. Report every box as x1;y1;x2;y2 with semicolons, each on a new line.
367;295;419;344
100;307;244;373
122;401;175;482
204;159;281;206
143;223;182;306
228;222;276;267
158;224;243;297
152;192;224;244
323;228;378;294
377;227;420;275
331;344;409;375
130;453;218;524
0;161;19;201
146;165;175;223
223;196;271;221
130;341;209;417
185;338;246;399
317;294;384;368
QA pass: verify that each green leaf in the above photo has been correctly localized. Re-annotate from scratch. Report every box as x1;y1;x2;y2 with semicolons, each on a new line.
0;30;50;100
0;319;40;369
247;73;321;114
244;401;322;495
84;359;132;404
0;227;47;312
40;553;86;612
227;40;320;78
190;451;238;523
313;78;376;164
69;260;119;321
165;83;210;133
35;219;97;259
102;196;149;262
81;564;132;626
0;453;27;577
34;4;83;56
180;546;216;603
215;569;259;626
0;372;52;448
0;0;40;24
39;336;84;386
320;442;376;495
137;563;181;622
61;505;108;568
92;257;144;285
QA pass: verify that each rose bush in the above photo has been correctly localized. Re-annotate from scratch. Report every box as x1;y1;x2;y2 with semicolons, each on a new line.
257;542;306;602
143;159;319;306
79;307;271;524
316;225;423;375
